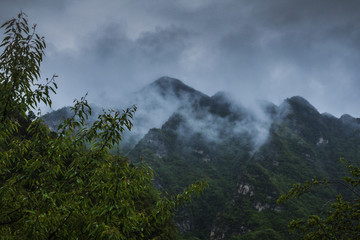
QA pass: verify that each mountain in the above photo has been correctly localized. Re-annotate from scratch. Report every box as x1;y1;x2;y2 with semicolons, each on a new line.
42;77;360;239
127;76;209;149
128;90;360;239
42;76;207;151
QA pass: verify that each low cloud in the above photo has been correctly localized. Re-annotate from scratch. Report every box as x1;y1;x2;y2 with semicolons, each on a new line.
1;0;360;117
172;92;274;153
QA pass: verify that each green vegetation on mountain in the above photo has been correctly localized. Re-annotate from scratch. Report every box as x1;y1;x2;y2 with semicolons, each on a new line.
129;90;360;240
0;13;206;239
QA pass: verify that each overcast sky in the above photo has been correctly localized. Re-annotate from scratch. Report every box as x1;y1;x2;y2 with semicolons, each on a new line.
1;0;360;117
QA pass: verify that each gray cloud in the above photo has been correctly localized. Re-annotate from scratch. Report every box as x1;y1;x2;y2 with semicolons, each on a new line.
1;0;360;117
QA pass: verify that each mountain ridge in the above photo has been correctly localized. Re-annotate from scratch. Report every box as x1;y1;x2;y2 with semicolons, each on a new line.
41;77;360;239
43;77;356;131
125;78;360;240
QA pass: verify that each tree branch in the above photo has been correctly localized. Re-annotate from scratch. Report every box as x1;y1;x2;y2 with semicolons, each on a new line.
327;180;360;198
47;210;73;239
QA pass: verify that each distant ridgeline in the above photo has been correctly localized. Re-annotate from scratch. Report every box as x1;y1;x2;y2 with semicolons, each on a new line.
43;77;360;240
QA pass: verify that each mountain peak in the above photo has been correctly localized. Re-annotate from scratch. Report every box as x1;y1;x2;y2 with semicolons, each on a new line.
340;114;359;125
211;91;233;102
288;96;311;105
286;96;319;115
147;76;208;100
153;76;183;86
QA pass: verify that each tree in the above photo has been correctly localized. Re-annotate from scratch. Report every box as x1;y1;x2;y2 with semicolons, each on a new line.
277;158;360;240
0;13;206;239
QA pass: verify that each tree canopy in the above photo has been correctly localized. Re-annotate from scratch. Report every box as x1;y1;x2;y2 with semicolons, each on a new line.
278;158;360;240
0;12;206;239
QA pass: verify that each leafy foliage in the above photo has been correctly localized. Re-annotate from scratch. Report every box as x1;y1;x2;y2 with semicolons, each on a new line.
278;158;360;239
0;13;206;239
0;12;57;127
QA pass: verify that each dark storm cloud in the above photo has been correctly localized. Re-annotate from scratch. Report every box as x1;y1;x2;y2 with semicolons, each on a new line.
33;22;192;110
89;23;191;62
136;26;190;60
199;0;360;116
1;0;360;117
91;23;131;58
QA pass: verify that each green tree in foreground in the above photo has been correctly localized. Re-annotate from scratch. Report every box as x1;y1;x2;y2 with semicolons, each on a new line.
0;12;206;239
278;158;360;240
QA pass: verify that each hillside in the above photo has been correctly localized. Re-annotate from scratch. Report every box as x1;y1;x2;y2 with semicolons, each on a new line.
42;76;207;151
43;77;360;239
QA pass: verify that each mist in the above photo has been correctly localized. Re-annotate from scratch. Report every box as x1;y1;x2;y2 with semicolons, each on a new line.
1;0;360;118
171;91;275;153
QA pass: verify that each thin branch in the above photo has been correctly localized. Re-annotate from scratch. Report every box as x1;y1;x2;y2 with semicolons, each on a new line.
0;215;23;226
327;180;360;198
47;210;73;239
